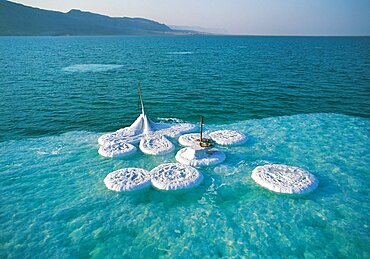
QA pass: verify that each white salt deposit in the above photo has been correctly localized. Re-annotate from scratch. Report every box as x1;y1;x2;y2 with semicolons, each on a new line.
98;132;120;146
98;130;140;146
62;64;123;73
98;114;156;146
128;113;154;135
97;86;196;157
166;52;194;55
251;164;319;194
104;168;151;192
209;130;247;145
158;123;198;138
98;140;137;158
139;135;174;155
175;146;226;166
178;133;210;147
150;163;203;191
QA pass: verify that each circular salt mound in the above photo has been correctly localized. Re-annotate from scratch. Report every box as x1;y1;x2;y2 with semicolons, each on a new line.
98;127;140;146
98;140;137;158
139;135;174;155
98;132;121;146
178;133;209;147
104;168;151;192
175;146;226;166
209;130;247;145
150;163;203;191
251;164;319;194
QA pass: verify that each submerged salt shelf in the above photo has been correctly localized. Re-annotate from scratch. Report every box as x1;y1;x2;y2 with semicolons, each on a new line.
176;146;226;166
251;164;319;194
209;130;247;145
62;64;123;72
166;51;194;55
150;163;204;190
104;168;151;192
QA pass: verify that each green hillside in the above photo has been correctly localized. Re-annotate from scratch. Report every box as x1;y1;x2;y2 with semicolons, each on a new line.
0;0;178;36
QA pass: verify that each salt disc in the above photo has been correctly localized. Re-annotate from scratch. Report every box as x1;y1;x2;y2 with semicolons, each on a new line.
104;168;151;192
98;129;140;146
150;163;203;190
98;140;137;158
98;132;122;146
175;146;226;166
139;135;174;155
209;130;247;145
251;164;319;194
178;133;210;147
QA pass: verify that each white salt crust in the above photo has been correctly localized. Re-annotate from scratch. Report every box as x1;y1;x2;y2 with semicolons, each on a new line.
175;146;226;167
99;122;197;146
97;114;156;146
251;164;319;194
98;140;137;158
178;133;210;147
150;163;204;191
98;132;121;146
139;135;175;155
158;123;198;138
209;130;247;145
104;168;151;192
97;128;141;146
97;84;197;151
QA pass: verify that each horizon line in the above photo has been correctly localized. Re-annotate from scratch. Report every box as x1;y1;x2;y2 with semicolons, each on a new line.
1;34;369;37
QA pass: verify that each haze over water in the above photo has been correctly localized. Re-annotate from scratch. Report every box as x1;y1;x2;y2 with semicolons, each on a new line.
0;36;369;257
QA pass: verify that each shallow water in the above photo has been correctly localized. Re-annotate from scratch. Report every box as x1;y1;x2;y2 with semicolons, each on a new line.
0;36;369;257
1;113;369;257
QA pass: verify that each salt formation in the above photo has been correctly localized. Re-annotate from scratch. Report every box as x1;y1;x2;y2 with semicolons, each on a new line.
98;118;195;147
63;64;123;73
176;117;226;166
209;130;247;145
98;113;157;146
139;134;174;155
150;163;204;190
158;123;197;138
251;164;319;194
104;168;151;192
178;133;210;147
98;140;137;158
98;117;152;146
98;131;135;146
97;84;196;156
176;146;226;166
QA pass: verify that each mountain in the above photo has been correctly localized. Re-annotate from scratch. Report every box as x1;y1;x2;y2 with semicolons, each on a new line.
0;0;190;36
169;25;226;35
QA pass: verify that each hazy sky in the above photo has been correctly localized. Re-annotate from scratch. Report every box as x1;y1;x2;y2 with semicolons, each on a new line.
12;0;370;35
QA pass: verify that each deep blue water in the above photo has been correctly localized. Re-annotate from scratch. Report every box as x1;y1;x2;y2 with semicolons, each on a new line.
0;36;369;141
0;36;369;258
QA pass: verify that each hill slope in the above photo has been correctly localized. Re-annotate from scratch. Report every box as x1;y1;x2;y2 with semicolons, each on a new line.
0;0;179;36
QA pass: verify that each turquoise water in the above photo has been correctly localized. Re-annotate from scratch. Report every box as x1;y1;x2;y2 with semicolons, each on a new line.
0;36;369;257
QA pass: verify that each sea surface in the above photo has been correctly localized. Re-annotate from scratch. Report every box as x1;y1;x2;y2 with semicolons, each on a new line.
0;36;369;258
